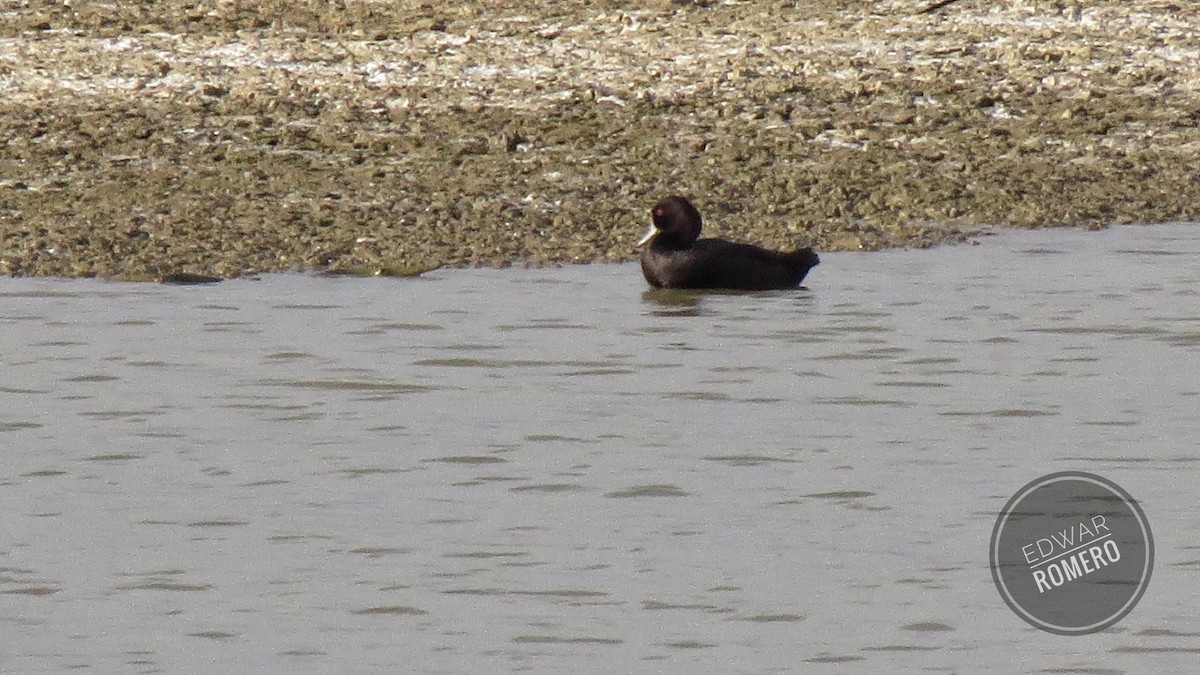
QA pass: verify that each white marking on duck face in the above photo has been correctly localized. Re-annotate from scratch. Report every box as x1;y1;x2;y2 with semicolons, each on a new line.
637;225;658;246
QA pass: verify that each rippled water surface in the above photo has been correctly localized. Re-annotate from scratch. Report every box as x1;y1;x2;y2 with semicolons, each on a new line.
3;224;1199;673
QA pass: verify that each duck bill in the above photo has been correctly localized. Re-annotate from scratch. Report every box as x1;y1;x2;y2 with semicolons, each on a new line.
636;225;658;246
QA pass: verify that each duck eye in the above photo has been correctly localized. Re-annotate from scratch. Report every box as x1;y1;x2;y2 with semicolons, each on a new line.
652;208;664;217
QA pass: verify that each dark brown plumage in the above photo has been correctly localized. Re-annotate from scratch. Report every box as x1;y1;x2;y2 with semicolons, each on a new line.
638;196;819;290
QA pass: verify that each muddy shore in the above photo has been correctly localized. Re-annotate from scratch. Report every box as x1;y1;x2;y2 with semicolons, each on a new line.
1;1;1198;279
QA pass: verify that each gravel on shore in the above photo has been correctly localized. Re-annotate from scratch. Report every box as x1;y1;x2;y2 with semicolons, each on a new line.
1;0;1198;279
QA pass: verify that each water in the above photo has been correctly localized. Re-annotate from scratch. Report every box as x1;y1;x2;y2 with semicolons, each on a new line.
2;223;1198;674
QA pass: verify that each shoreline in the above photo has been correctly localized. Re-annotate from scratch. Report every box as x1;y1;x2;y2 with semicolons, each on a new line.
2;1;1198;279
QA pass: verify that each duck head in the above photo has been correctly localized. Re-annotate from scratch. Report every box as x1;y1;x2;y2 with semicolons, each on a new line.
638;196;704;248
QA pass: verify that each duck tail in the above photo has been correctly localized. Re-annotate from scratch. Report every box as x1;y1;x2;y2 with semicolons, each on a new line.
790;247;820;283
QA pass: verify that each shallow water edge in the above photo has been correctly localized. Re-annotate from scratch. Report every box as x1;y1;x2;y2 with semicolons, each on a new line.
1;223;1198;673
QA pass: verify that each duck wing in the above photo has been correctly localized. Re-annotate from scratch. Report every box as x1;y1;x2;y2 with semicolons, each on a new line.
685;239;818;290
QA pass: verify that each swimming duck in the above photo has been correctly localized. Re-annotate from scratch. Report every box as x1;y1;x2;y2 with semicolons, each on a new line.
638;196;819;290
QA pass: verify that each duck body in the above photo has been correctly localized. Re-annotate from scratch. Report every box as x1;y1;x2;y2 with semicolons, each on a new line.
638;196;819;291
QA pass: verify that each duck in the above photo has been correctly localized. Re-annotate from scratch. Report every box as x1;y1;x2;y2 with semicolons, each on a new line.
638;196;819;290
